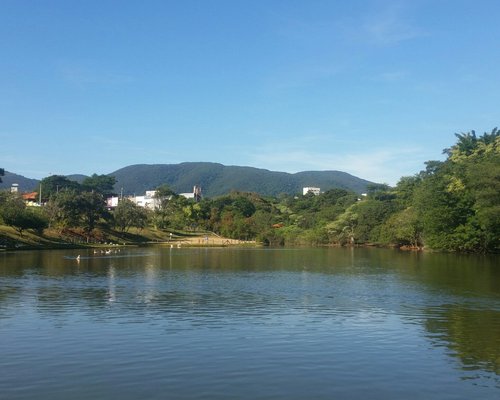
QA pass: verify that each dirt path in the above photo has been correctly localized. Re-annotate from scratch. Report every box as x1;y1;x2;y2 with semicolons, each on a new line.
175;234;256;246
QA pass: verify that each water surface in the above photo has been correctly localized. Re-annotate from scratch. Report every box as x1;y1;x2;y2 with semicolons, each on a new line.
0;247;499;399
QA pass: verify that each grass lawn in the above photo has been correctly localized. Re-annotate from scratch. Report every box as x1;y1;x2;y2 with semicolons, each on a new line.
0;224;255;251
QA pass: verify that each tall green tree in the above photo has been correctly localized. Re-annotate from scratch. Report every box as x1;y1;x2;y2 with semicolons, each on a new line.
38;175;81;201
0;193;47;235
82;174;117;197
414;129;499;252
466;154;500;248
353;198;398;243
413;162;474;250
151;185;178;229
43;189;82;231
326;204;358;245
78;191;108;239
380;207;423;248
113;198;149;232
394;175;421;208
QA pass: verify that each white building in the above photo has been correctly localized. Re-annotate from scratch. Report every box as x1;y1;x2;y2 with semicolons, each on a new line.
179;185;202;202
106;191;159;210
303;187;320;196
106;196;119;208
107;186;201;210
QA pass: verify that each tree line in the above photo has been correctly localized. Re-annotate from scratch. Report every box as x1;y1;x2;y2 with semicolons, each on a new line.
0;129;498;252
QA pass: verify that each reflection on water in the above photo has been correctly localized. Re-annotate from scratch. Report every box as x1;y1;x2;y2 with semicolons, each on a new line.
425;305;500;377
0;247;499;399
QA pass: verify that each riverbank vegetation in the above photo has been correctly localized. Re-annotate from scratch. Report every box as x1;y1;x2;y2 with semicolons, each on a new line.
0;130;498;253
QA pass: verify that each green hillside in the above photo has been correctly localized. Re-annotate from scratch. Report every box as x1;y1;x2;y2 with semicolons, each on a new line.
0;171;39;192
1;163;375;197
110;162;374;196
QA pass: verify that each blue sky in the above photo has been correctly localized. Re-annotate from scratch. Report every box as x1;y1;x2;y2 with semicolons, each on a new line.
1;0;499;185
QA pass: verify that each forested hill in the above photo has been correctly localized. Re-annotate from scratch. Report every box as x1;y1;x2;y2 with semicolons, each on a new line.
0;163;374;196
0;171;39;192
110;163;374;196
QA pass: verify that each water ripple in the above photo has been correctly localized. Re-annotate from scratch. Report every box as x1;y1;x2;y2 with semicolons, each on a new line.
1;247;499;399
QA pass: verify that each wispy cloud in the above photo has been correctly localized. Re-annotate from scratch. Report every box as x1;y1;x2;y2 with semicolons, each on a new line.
59;61;134;88
81;136;180;167
328;148;426;184
244;139;427;185
363;3;427;46
264;3;425;93
341;2;427;47
0;150;65;179
372;70;409;82
264;63;342;93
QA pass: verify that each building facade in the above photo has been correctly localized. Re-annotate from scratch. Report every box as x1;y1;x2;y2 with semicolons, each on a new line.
303;187;321;196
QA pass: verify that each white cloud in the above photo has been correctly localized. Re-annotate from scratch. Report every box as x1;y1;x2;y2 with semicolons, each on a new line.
245;140;427;185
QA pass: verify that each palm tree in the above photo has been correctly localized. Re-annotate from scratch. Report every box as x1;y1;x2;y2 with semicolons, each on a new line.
453;130;477;155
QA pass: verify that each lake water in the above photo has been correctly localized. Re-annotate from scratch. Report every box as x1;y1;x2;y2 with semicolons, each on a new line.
0;247;499;399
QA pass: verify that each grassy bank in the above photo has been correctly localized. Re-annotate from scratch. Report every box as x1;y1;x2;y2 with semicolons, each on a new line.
0;225;255;251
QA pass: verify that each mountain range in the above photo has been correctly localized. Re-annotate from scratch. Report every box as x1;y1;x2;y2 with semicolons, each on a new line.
0;171;40;193
1;162;375;197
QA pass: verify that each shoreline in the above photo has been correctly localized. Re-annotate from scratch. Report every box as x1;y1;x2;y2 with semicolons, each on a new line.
1;226;496;254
